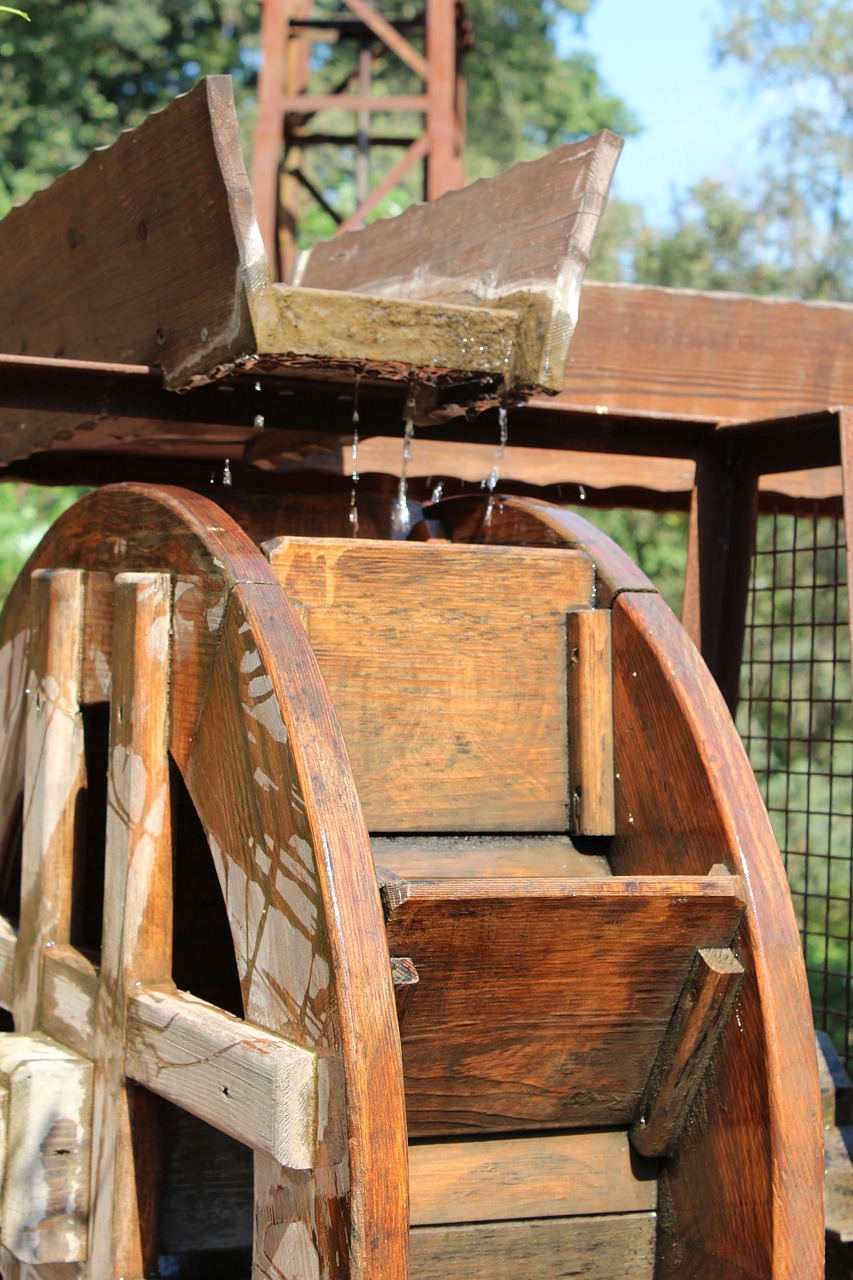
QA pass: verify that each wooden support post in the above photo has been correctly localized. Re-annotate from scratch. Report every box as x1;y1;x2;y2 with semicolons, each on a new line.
681;442;758;715
88;573;172;1280
425;0;464;198
838;408;853;674
567;609;615;836
630;947;744;1158
14;569;85;1034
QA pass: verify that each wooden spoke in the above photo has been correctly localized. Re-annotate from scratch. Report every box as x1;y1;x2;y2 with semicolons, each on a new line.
89;572;173;1279
15;569;85;1033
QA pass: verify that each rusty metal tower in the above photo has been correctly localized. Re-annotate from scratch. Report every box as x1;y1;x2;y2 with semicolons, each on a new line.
252;0;470;280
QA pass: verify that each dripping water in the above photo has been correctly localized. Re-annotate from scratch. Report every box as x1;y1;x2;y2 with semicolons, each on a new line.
483;402;509;495
431;481;444;504
393;386;417;536
222;458;232;487
349;378;361;537
482;401;510;524
578;484;587;502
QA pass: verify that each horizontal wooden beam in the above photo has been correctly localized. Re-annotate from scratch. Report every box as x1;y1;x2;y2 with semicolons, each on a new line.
561;280;853;421
409;1129;657;1226
125;985;317;1170
4;940;318;1171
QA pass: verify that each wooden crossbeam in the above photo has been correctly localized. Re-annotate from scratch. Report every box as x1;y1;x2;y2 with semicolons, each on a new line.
124;985;317;1170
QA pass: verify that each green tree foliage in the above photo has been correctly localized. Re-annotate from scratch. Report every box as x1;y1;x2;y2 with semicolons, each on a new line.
625;2;853;300
0;0;259;215
461;0;638;178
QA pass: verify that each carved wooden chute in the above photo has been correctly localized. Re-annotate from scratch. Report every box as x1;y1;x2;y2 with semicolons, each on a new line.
0;77;825;1280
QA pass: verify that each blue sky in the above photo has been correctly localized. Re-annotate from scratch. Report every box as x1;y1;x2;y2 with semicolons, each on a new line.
563;0;778;223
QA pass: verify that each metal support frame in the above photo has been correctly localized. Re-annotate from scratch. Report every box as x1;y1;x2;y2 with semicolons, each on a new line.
252;0;470;281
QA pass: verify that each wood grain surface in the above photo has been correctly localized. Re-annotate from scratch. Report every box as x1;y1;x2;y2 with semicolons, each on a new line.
608;592;824;1278
14;570;86;1034
383;874;745;1134
88;573;173;1279
296;131;623;389
408;1129;657;1224
567;608;615;834
408;1213;657;1279
266;536;594;831
560;278;853;420
0;484;410;1278
431;492;824;1277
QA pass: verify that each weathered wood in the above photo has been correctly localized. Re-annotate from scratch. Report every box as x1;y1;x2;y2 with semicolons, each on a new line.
381;874;745;1134
88;573;173;1280
390;955;419;1027
124;984;317;1169
408;1129;657;1225
0;1032;92;1265
567;609;615;834
630;947;744;1158
295;130;622;389
184;578;408;1279
14;570;85;1034
40;945;97;1060
560;278;853;420
0;916;16;1012
408;1213;656;1279
0;75;615;421
608;590;824;1278
681;443;758;713
265;536;594;831
432;494;656;606
371;833;611;879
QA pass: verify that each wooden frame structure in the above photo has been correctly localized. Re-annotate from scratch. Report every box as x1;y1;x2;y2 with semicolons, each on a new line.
0;75;834;1279
254;0;470;278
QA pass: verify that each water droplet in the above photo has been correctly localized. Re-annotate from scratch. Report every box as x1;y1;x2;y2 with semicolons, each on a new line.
579;484;587;501
254;381;262;392
223;458;232;487
254;414;265;430
431;481;444;504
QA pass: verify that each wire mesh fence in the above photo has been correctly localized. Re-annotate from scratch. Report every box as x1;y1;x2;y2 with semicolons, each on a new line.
737;498;853;1065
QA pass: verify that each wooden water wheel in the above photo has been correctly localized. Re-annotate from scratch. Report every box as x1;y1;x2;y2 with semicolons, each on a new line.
0;482;824;1279
0;74;825;1280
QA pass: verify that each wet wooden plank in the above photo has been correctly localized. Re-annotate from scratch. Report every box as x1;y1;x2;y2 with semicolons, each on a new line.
295;131;622;390
409;1129;656;1225
382;874;745;1133
371;834;611;879
265;537;593;832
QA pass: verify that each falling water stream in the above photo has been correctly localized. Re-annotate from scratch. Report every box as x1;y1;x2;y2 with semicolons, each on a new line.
349;378;361;536
392;386;417;536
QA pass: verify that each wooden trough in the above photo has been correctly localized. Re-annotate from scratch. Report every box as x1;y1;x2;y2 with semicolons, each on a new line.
0;78;824;1279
